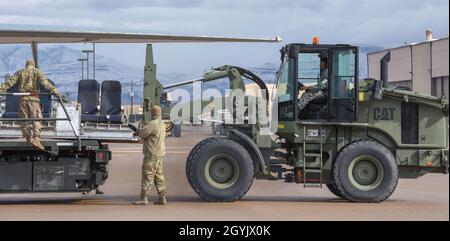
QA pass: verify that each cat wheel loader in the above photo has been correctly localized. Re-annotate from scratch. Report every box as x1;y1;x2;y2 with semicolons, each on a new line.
149;43;448;203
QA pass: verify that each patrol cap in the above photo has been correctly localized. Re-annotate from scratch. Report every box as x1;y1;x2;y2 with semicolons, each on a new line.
151;105;162;116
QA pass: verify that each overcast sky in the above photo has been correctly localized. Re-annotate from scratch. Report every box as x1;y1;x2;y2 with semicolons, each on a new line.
0;0;448;75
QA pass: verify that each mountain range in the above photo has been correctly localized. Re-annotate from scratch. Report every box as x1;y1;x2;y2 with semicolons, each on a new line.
0;45;382;104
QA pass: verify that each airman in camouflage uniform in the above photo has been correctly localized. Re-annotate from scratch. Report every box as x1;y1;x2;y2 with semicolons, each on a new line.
298;57;328;111
132;105;167;205
0;60;61;150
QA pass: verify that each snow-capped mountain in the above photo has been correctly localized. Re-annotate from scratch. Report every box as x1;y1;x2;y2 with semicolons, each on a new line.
0;45;195;103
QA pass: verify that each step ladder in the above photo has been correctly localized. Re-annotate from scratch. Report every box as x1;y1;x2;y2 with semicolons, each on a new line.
302;125;323;188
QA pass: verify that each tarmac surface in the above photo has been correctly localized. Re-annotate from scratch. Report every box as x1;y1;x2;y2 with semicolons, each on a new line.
0;126;448;221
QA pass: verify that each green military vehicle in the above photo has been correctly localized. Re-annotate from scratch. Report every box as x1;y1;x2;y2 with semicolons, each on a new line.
175;43;449;203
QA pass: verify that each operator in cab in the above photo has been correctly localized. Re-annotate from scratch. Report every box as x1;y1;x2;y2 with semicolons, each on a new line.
298;56;328;111
132;105;167;206
0;60;62;151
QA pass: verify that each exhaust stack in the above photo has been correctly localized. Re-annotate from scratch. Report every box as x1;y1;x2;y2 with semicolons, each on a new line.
374;51;390;100
380;51;391;88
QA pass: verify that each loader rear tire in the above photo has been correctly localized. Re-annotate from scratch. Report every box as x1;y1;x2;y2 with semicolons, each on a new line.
186;137;254;202
326;184;346;199
333;139;398;203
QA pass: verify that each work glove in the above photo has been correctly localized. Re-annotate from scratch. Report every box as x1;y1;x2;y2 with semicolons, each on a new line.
128;124;140;137
128;124;138;132
128;124;141;137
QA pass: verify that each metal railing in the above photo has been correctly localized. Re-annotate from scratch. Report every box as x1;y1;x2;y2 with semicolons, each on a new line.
0;92;81;150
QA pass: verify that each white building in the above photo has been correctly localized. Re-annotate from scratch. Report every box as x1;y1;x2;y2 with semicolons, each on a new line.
367;31;449;99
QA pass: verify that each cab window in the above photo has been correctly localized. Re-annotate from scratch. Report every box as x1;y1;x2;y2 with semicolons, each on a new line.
331;49;356;98
328;48;358;121
298;53;321;87
277;57;295;120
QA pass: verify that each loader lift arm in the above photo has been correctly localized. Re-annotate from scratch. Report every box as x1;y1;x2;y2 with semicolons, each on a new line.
141;46;266;122
161;65;270;114
143;43;270;126
152;62;272;175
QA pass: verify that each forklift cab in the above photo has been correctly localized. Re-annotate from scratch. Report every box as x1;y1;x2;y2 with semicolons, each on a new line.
276;43;359;122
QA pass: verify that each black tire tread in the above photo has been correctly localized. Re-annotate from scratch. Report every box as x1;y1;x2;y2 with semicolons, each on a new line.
326;184;346;199
333;139;399;203
186;137;254;202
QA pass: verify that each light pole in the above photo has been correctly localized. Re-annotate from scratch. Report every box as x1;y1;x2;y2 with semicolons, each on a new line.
130;80;135;116
82;49;94;79
77;58;87;80
93;43;96;80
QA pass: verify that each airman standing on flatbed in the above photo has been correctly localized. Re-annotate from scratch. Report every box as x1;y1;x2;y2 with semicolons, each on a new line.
0;60;62;151
132;105;167;205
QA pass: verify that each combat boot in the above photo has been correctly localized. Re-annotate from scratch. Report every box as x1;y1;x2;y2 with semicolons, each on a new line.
132;195;149;205
154;195;167;205
31;137;45;151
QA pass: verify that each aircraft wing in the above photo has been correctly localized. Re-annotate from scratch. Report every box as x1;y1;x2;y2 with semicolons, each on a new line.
0;29;282;44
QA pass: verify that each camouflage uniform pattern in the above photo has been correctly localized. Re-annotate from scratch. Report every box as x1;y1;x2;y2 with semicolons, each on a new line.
19;100;43;138
0;67;60;139
298;68;327;111
298;89;324;110
137;115;167;198
141;157;166;198
0;66;60;102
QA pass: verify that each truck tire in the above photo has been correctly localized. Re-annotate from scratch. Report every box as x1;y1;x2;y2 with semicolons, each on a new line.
332;139;398;203
173;124;181;138
326;184;345;199
186;137;254;202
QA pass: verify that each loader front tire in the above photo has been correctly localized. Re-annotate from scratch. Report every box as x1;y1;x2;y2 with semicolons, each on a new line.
186;137;254;202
